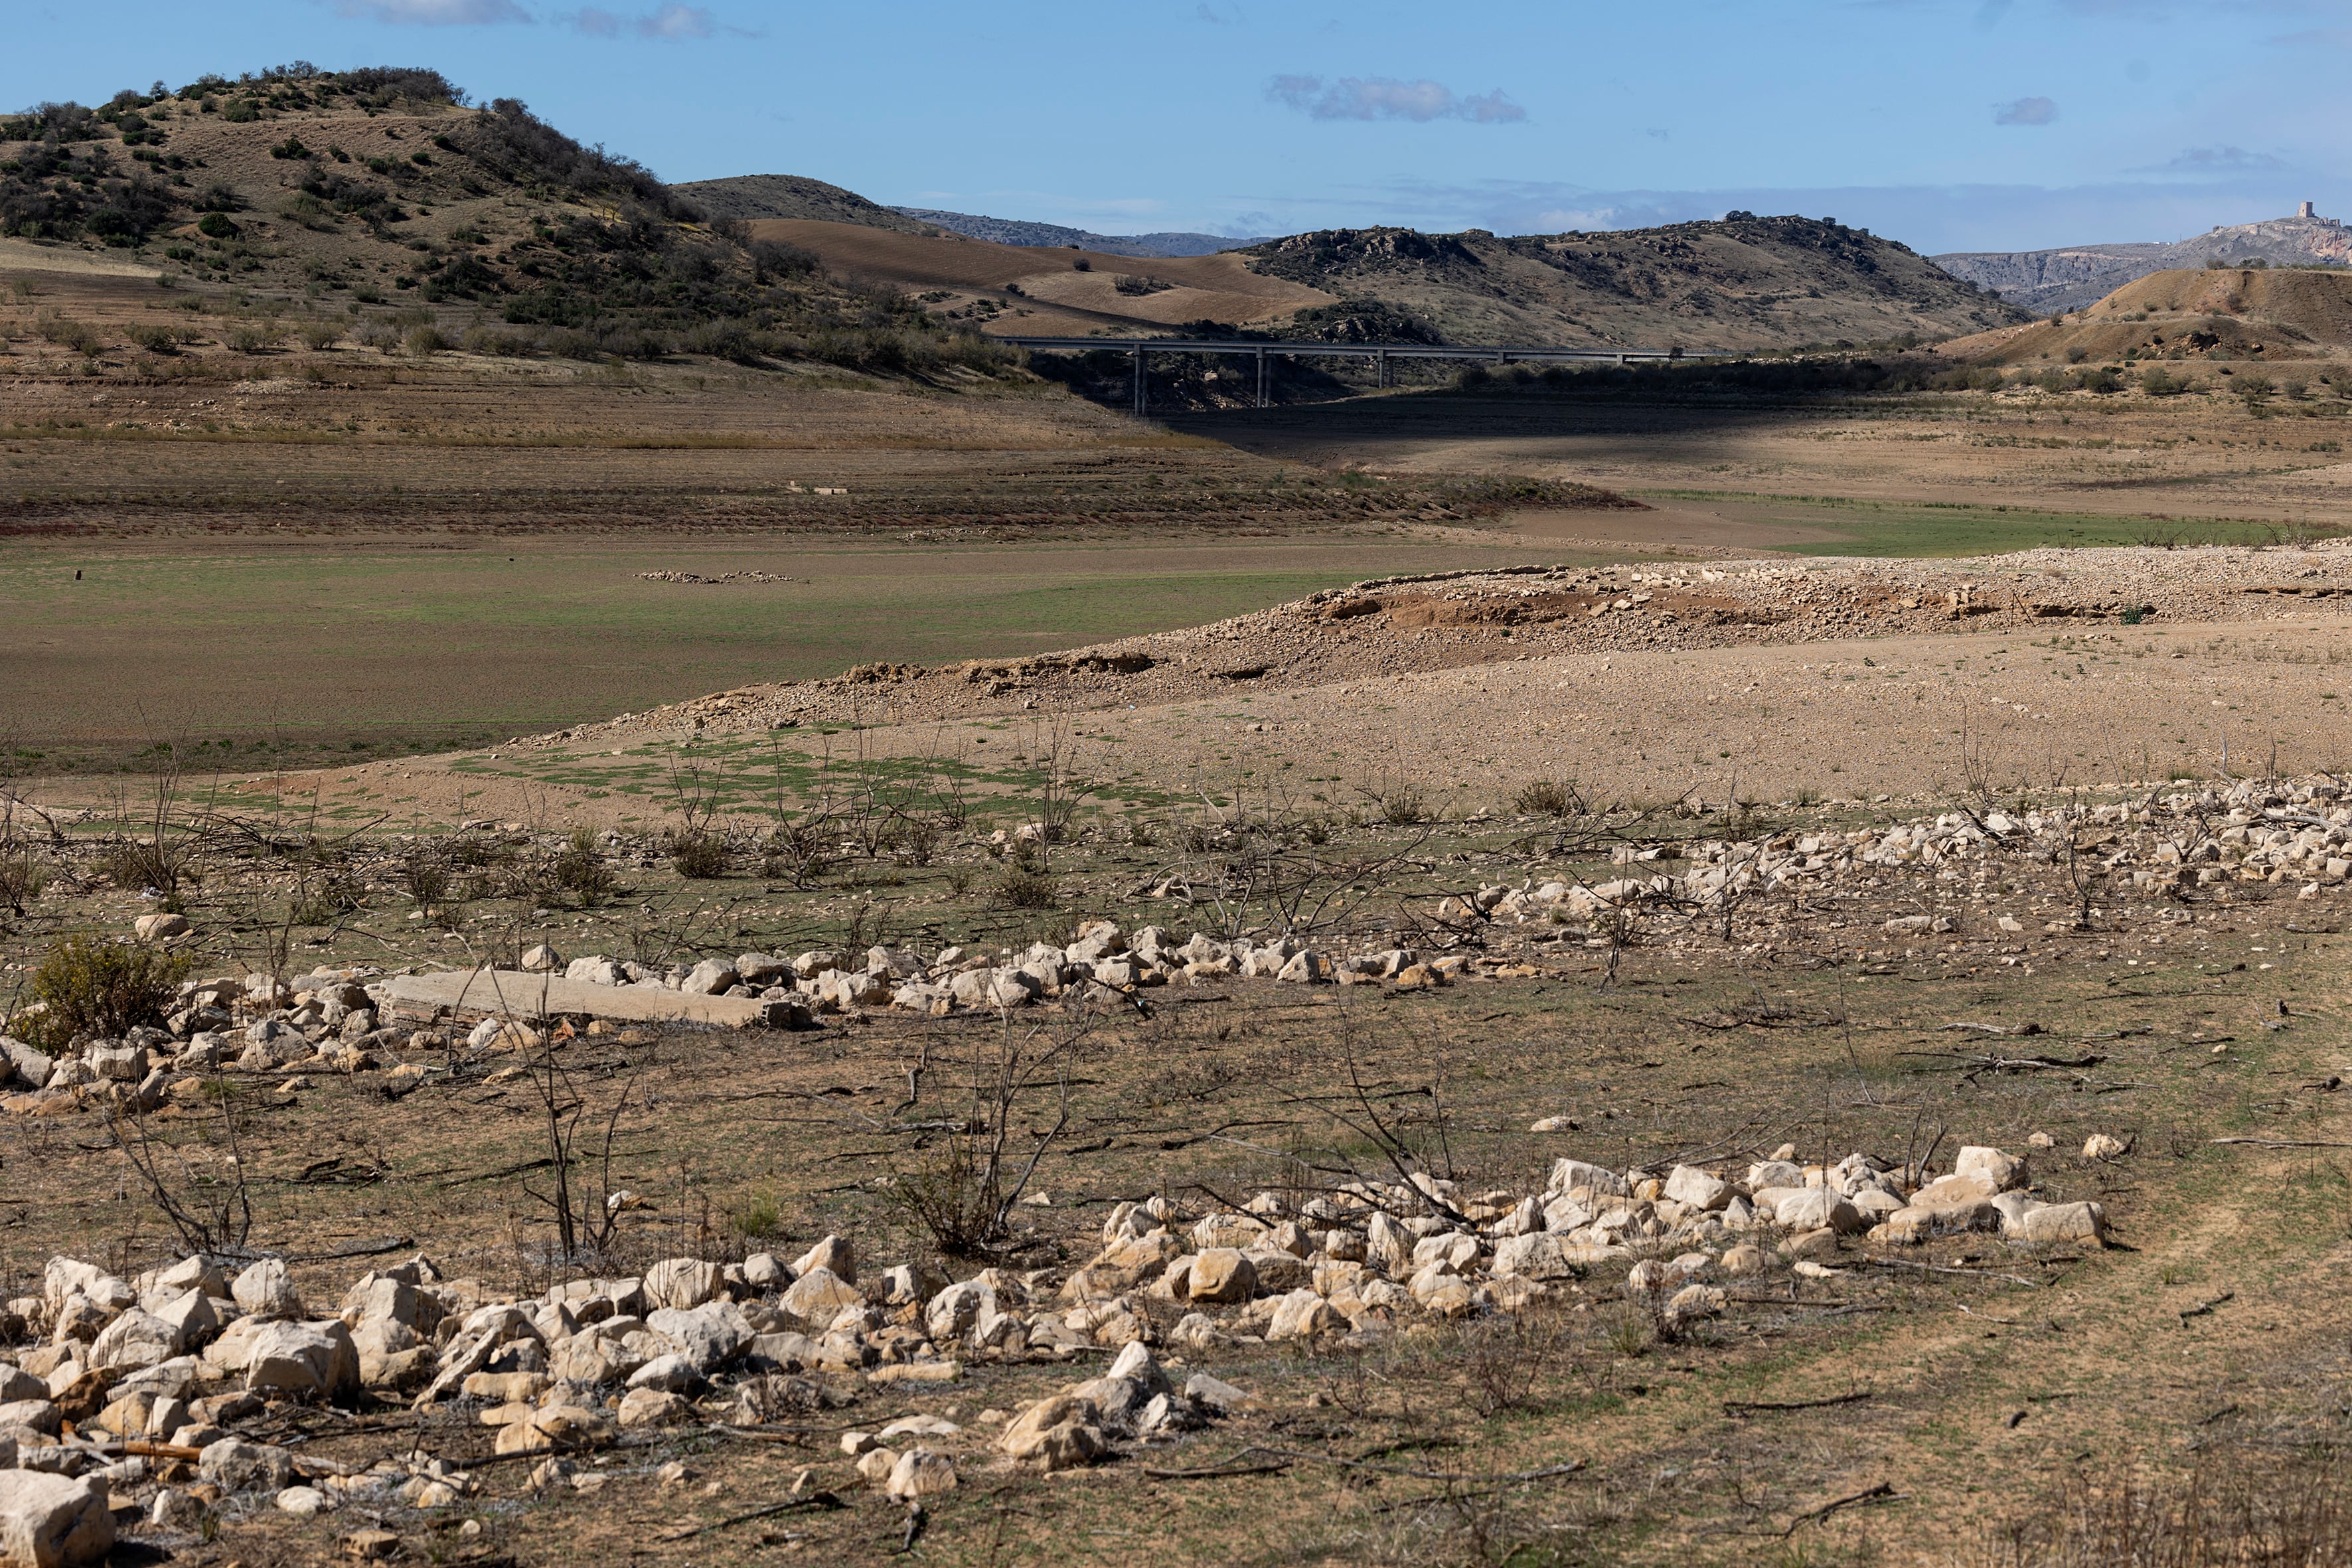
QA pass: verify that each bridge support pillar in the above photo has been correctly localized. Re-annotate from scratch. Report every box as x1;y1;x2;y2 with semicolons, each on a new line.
1256;348;1269;408
1133;347;1146;416
1375;349;1387;388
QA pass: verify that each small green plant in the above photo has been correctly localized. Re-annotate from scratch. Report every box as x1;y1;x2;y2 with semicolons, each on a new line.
126;323;179;354
0;851;48;916
2121;604;2147;626
1606;1304;1654;1359
226;324;273;354
297;321;339;351
402;325;450;356
23;935;190;1052
552;827;619;903
35;313;100;354
196;212;236;238
1514;778;1585;817
670;832;727;880
730;1192;783;1240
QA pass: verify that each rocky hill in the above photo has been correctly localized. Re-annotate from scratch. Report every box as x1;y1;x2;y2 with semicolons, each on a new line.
890;208;1270;258
675;173;938;236
1934;208;2352;315
1236;214;2030;352
0;67;1006;370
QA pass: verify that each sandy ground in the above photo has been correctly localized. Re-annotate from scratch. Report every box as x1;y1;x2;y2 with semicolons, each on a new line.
129;599;2351;832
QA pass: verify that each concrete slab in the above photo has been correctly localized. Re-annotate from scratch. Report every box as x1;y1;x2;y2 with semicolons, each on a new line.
383;968;797;1030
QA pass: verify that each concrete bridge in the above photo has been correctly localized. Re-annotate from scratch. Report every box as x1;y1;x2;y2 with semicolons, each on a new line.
996;335;1695;413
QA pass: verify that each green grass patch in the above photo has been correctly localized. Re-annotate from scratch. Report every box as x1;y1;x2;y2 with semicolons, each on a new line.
1634;490;2313;557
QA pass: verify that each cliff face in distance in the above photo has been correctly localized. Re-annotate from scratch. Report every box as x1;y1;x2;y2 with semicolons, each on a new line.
1934;209;2352;315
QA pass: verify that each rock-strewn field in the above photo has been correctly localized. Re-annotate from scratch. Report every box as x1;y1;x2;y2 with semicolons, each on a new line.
0;1115;2096;1567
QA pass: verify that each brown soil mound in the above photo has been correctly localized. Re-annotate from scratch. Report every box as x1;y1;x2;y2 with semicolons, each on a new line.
1951;266;2352;365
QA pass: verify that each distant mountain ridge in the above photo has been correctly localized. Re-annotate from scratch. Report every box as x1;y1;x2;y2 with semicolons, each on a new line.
675;174;940;236
892;208;1270;258
1933;208;2352;315
1233;216;2028;351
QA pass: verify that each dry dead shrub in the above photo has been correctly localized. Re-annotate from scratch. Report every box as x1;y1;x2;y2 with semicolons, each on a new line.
0;849;45;917
1975;1449;2352;1567
1455;1310;1573;1417
885;1009;1089;1257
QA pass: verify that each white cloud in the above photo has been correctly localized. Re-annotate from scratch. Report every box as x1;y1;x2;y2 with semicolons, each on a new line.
567;2;721;35
636;3;713;37
335;0;528;22
1268;74;1526;123
1994;95;2059;124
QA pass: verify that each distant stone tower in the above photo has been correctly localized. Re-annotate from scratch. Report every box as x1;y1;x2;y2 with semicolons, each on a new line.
2300;200;2316;218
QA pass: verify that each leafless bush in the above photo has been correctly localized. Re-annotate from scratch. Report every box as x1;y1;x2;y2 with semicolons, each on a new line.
96;761;202;905
1973;1448;2352;1568
514;1007;645;1264
1179;775;1435;943
0;848;43;917
398;842;454;923
1456;1312;1573;1417
107;1097;254;1256
886;1008;1089;1257
1027;716;1097;843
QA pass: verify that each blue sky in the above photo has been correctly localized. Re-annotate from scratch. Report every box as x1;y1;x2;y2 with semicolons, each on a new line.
9;1;2349;254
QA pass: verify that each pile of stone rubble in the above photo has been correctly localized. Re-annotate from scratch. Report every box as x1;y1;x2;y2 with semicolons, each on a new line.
1464;774;2352;935
523;919;1478;1021
0;1134;2103;1561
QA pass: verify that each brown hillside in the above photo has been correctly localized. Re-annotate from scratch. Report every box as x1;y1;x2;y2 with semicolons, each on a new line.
1233;215;2030;351
1942;265;2352;366
0;71;1003;372
743;218;1334;336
